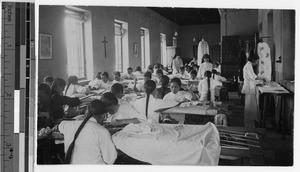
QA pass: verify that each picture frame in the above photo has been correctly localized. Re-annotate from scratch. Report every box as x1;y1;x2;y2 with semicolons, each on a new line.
133;43;138;58
39;33;52;60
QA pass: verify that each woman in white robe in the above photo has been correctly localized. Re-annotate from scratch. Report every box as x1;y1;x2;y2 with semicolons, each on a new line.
242;53;265;128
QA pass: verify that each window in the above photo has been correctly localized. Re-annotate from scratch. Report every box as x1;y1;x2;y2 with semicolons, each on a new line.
160;33;167;67
114;20;129;73
141;28;150;70
64;9;86;79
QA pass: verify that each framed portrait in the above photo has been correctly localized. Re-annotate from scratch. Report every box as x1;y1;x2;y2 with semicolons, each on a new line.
39;33;52;60
133;43;138;58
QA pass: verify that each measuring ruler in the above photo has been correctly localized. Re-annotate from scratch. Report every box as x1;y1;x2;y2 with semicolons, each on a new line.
1;2;35;172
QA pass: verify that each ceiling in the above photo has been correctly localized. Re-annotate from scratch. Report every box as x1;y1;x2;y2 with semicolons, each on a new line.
148;7;220;26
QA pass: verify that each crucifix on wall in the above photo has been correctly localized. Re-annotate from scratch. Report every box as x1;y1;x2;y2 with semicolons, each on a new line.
102;36;108;58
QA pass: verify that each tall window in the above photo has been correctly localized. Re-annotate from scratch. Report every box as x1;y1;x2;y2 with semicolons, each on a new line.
114;20;129;73
65;9;87;79
160;33;167;67
141;28;150;70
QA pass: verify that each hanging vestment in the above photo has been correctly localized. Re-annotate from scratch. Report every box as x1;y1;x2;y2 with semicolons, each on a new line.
257;42;271;82
197;39;209;65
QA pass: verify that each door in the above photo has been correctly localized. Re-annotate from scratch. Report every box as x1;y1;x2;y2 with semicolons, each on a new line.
221;36;240;79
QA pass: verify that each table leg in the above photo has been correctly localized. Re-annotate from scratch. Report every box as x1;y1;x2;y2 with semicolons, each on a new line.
261;95;268;128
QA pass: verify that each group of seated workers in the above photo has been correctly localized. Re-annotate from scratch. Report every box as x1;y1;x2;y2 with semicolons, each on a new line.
37;54;228;164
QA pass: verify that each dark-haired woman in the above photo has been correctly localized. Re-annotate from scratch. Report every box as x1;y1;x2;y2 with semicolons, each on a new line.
197;54;213;79
241;53;265;128
58;100;117;164
163;77;197;102
198;71;222;102
133;80;177;123
100;92;146;125
155;75;171;99
50;78;81;126
64;76;90;97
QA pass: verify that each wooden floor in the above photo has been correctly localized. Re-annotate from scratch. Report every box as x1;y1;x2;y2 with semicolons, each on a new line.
219;92;293;166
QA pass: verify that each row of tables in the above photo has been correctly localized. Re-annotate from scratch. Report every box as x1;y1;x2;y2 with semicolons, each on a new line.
38;79;279;165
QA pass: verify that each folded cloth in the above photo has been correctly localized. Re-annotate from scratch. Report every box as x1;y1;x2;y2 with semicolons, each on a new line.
113;122;220;165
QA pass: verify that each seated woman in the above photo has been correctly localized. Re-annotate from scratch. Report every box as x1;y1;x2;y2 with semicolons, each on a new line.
112;71;124;84
197;54;213;79
43;76;54;87
188;70;200;93
58;100;117;164
132;66;144;79
178;66;189;79
154;75;171;99
122;67;136;80
132;71;152;92
89;72;112;90
50;78;81;126
153;68;164;87
163;77;198;123
163;77;198;102
64;76;90;97
211;69;226;83
133;80;177;123
100;92;146;125
198;71;222;102
38;83;51;129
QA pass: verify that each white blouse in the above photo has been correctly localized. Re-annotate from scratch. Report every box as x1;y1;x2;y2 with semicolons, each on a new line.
133;95;177;123
241;61;258;95
198;78;222;101
88;79;112;90
64;84;90;97
197;62;213;79
163;91;193;102
59;117;117;164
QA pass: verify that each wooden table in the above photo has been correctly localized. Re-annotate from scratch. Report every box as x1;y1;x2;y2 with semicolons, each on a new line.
258;82;290;132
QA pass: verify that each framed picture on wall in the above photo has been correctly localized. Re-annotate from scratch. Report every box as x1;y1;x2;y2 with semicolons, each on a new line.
39;33;52;60
133;43;138;58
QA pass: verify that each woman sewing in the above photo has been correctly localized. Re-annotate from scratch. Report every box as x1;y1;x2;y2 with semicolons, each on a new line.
241;53;265;128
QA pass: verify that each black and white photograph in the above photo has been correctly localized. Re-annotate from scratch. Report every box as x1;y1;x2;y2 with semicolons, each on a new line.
0;0;298;172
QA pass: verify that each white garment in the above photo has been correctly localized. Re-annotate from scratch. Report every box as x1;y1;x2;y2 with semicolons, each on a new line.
241;61;258;95
112;78;124;84
212;74;226;83
214;65;221;73
106;102;147;123
178;72;190;79
197;62;213;78
198;78;222;101
58;117;117;164
244;93;259;128
172;56;183;74
163;91;193;123
189;59;198;66
197;39;209;65
163;91;193;102
89;79;112;90
257;42;271;81
112;122;221;165
122;73;136;80
64;84;90;97
133;95;177;123
132;71;144;79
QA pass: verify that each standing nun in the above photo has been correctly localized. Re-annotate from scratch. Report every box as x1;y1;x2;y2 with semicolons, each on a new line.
241;53;265;128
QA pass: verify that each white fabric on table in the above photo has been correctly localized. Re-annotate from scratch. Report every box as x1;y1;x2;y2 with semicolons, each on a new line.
112;122;220;165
